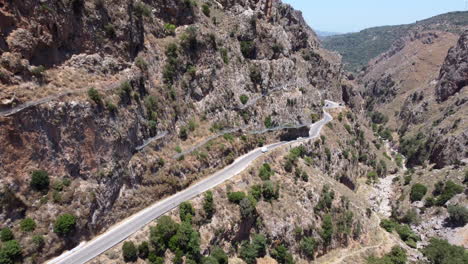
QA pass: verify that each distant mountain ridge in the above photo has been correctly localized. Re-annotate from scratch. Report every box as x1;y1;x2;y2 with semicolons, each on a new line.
322;11;468;72
315;30;342;39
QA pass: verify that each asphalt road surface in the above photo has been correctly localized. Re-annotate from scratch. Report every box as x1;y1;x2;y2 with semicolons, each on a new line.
47;100;340;264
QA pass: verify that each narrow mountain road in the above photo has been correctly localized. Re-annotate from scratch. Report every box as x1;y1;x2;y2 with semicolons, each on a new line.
47;100;341;264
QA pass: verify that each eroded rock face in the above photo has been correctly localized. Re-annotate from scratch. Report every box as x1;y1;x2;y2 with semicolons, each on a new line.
436;30;468;102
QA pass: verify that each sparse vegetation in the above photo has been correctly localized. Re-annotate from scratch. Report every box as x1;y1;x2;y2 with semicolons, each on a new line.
367;246;407;264
203;191;215;219
202;4;210;17
447;204;468;227
240;40;255;59
258;163;274;180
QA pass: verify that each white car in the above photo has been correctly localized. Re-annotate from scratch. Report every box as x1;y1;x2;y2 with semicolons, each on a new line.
261;147;268;153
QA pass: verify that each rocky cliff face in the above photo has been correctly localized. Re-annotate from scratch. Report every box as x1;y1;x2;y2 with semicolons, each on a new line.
359;28;467;168
436;30;468;102
0;0;357;262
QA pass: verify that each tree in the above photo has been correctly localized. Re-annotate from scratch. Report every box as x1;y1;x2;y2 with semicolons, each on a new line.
321;214;333;248
20;218;36;232
53;213;76;236
122;241;137;262
148;252;164;264
203;191;215;219
423;238;468;264
150;216;178;253
300;236;316;259
211;246;228;264
447;205;468;227
168;221;200;259
239;242;257;264
179;202;195;223
0;228;13;242
30;170;50;191
271;244;294;264
252;234;267;257
410;183;427;202
0;240;22;264
138;241;149;259
239;197;256;219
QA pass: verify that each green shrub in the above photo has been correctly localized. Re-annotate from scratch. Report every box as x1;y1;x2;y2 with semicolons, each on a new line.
370;111;388;124
32;235;45;251
410;183;427;202
227;191;246;204
179;201;195;223
87;88;102;105
0;228;14;242
314;184;335;212
168;221;200;259
30;65;46;77
239;241;257;264
367;246;407;264
30;170;50;191
404;175;412;185
239;94;249;105
104;23;116;38
271;244;294;264
164;23;176;36
202;4;210;17
135;57;148;71
321;214;334;247
175;146;182;153
118;81;132;100
203;191;215;219
239;196;256;219
250;65;262;84
435;180;464;206
240;40;255;59
258;163;274;180
137;241;149;259
262;181;279;201
180;26;198;52
395;224;419;246
447;205;468;227
122;241;137;262
380;218;397;232
423;238;468;264
220;48;229;64
0;240;22;264
211;246;228;264
105;100;117;113
264;116;273;128
134;2;151;17
179;127;188;140
300;236;316;259
20;218;36;232
53;213;76;236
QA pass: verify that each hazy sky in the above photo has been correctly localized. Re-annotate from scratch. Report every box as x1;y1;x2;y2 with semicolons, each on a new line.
282;0;466;33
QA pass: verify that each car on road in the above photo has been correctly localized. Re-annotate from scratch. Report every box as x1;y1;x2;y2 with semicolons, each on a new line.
261;147;268;153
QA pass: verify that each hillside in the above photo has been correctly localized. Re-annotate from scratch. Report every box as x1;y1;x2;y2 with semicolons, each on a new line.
322;11;468;72
0;1;466;264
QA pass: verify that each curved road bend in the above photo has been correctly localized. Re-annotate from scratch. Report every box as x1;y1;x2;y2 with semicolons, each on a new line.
47;100;341;264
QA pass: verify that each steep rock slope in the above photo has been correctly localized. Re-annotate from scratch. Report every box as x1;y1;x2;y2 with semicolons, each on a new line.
360;29;467;168
0;0;357;262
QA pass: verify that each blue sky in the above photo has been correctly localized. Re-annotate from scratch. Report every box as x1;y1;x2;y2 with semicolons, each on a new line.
282;0;466;33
